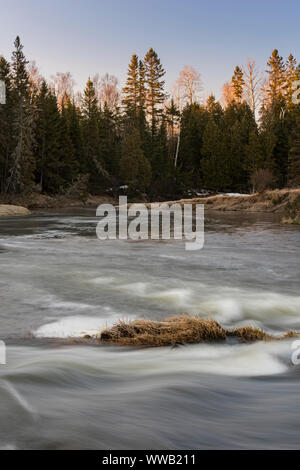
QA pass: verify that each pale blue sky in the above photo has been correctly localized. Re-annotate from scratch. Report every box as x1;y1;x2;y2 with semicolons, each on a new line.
0;0;299;99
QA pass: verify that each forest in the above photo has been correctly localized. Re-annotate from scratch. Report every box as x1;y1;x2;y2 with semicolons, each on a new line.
0;36;299;200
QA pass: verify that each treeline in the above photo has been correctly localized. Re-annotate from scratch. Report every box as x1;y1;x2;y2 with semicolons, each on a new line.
0;37;299;199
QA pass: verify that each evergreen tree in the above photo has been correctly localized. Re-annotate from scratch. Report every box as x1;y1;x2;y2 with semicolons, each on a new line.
232;66;245;103
288;109;300;186
98;102;120;177
35;82;64;192
120;128;151;193
0;56;13;192
285;53;298;108
201;118;229;191
59;103;77;186
7;36;35;193
65;98;85;174
138;60;147;110
165;98;180;163
81;78;106;192
244;129;264;178
266;49;286;106
122;54;139;115
205;94;223;124
178;103;209;187
143;48;166;135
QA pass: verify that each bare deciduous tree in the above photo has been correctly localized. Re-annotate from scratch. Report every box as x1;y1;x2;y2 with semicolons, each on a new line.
250;169;275;193
175;66;202;106
100;73;120;111
243;59;262;115
50;72;75;108
27;61;44;95
220;81;234;108
92;73;102;105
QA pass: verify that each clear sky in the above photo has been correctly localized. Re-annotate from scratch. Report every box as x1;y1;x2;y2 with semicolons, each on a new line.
1;0;299;99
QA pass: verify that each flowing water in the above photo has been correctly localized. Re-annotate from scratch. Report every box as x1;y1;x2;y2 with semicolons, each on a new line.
0;208;299;449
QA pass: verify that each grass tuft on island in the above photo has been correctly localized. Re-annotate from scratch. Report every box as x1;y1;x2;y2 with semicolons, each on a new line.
99;315;300;347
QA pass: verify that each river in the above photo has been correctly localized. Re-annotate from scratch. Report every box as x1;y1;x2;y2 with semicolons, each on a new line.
0;208;299;449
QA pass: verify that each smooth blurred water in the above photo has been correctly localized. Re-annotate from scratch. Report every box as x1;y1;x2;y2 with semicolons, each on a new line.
0;208;299;449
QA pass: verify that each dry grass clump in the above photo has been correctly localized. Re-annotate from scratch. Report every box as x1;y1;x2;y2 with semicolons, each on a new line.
227;326;272;342
100;315;227;346
99;315;300;347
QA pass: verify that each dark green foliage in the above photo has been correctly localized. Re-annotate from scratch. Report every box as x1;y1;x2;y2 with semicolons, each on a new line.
120;128;151;194
289;110;300;186
232;66;245;103
0;38;299;199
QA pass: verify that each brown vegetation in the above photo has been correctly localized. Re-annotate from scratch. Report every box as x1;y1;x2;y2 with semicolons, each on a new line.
0;192;116;210
282;194;300;224
99;315;300;347
142;188;300;216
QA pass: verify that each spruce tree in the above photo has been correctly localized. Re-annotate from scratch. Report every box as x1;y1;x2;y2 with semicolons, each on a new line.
7;36;35;193
201;118;229;191
122;54;139;115
65;98;85;174
120;128;151;193
0;56;13;192
178;103;209;188
81;78;105;191
232;66;245;103
288;114;300;186
285;53;298;108
35;82;64;192
165;98;180;162
266;49;286;106
245;130;264;178
143;48;166;135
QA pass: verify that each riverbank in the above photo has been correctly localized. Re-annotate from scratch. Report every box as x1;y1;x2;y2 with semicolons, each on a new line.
142;189;300;224
0;192;116;210
0;204;31;216
146;188;300;212
1;188;300;223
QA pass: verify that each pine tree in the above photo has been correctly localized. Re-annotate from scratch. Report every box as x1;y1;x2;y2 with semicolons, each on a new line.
245;130;264;175
98;102;120;177
122;54;139;115
178;103;209;187
0;56;13;192
35;82;64;192
285;53;298;108
138;60;146;111
265;49;286;106
120;128;151;193
143;48;166;134
201;118;229;191
151;120;173;196
288;111;300;186
232;66;245;103
65;98;85;174
6;36;35;193
59;103;77;186
205;94;223;124
165;98;180;162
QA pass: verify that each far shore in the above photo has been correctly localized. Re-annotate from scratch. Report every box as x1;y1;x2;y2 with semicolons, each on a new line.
0;188;299;223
